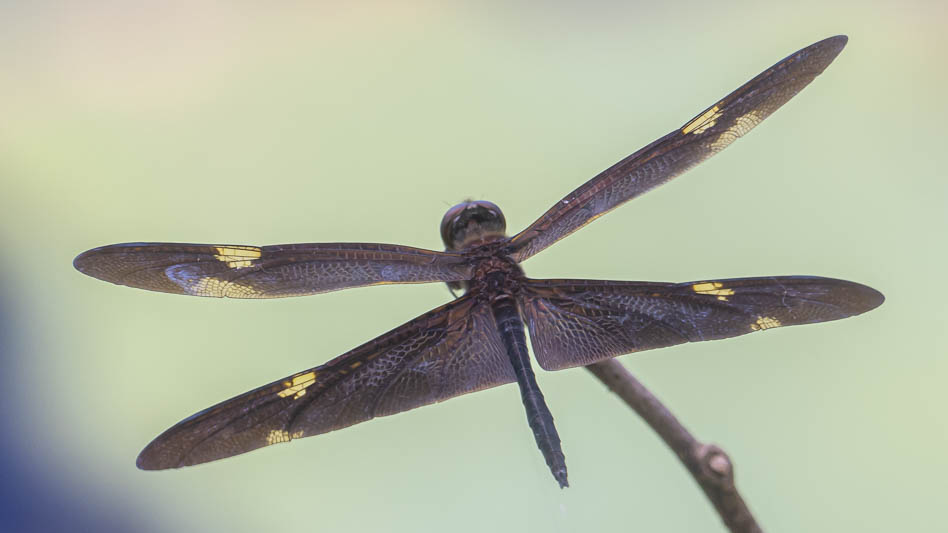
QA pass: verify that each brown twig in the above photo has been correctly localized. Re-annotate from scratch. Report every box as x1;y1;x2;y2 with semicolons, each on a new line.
586;359;762;533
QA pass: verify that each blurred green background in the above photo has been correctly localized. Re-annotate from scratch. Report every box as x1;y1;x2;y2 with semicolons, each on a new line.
2;1;945;532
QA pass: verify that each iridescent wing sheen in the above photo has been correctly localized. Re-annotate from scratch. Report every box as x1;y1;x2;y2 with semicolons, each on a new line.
520;276;883;371
506;36;848;263
74;242;474;298
136;293;516;469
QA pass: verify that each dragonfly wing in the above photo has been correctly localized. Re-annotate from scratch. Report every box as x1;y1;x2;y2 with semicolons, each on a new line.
520;276;883;371
137;293;515;469
507;36;848;262
75;242;473;298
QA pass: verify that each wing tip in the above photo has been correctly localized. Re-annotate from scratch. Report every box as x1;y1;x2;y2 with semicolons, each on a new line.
72;246;104;274
810;34;849;69
136;426;191;471
808;276;883;316
137;440;189;471
135;448;165;471
73;242;150;274
72;252;88;274
823;34;849;49
785;276;884;316
843;280;884;315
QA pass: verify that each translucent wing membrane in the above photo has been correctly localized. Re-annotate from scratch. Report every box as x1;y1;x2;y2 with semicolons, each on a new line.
520;276;883;371
137;294;516;469
74;242;473;298
507;36;849;262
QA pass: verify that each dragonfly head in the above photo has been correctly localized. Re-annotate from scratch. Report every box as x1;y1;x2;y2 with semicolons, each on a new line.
440;200;507;251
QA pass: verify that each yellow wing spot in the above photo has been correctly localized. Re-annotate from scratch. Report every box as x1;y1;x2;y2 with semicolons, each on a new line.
266;429;305;445
692;282;719;292
349;361;362;369
709;110;763;152
214;246;262;269
692;282;735;301
166;260;264;297
750;316;782;331
191;277;262;298
277;371;317;399
682;105;722;135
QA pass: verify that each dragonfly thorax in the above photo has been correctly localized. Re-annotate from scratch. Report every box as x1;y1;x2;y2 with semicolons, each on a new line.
440;200;507;251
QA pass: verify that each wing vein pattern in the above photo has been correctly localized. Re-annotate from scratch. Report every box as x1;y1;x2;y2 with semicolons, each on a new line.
520;275;883;371
75;242;474;298
507;36;848;262
137;294;517;469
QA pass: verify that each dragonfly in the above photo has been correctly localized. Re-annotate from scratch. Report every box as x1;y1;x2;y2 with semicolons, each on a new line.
74;35;883;488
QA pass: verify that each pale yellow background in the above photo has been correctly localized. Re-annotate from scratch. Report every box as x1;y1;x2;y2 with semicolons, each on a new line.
2;1;945;532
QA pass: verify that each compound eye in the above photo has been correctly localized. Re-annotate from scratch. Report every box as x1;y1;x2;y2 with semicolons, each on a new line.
440;204;468;250
440;201;506;251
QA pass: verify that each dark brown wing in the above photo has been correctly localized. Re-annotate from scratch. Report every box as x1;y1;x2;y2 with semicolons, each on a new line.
74;242;473;298
520;276;883;371
136;293;516;469
506;36;848;263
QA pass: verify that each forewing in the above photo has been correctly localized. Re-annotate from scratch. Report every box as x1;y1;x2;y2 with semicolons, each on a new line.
507;36;848;262
520;276;883;371
137;294;516;469
74;242;473;298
